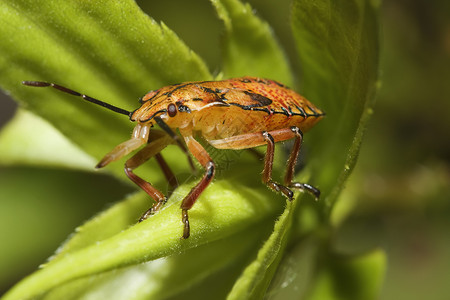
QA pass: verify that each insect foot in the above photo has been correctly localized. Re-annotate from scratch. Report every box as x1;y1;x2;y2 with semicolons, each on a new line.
139;198;168;222
266;181;294;200
181;209;190;239
290;182;321;201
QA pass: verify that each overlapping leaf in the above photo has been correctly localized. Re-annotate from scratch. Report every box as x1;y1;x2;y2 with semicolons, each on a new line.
291;0;380;213
211;0;292;85
228;0;381;298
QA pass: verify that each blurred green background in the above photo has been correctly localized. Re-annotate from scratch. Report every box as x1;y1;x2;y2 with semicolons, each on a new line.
0;0;449;298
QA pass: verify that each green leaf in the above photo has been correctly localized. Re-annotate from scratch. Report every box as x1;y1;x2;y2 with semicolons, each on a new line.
263;235;321;299
227;197;298;300
2;165;284;300
211;0;293;85
0;0;211;179
0;166;132;290
262;240;386;300
306;249;386;300
291;0;380;213
0;109;95;170
43;223;269;300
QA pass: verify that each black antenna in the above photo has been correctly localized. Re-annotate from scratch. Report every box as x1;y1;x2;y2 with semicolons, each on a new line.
22;81;131;117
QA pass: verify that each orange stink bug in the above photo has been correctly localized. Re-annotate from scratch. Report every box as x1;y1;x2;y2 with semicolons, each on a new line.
23;77;324;239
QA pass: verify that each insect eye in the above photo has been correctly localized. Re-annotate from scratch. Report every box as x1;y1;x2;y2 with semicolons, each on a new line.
167;103;177;117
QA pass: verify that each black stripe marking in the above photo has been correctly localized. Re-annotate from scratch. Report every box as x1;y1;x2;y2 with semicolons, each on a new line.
131;109;167;122
281;106;291;116
227;102;324;118
164;82;193;97
295;105;307;117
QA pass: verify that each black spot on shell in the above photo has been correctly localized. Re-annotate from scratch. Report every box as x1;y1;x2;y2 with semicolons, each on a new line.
243;91;273;106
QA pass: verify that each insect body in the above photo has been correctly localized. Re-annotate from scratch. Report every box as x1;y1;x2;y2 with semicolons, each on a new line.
23;77;324;239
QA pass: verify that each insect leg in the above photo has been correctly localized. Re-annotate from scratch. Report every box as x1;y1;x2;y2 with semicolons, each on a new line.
284;127;320;200
262;131;294;200
179;135;215;239
124;133;175;221
208;129;295;198
96;138;147;168
208;127;296;149
283;127;303;186
208;127;320;199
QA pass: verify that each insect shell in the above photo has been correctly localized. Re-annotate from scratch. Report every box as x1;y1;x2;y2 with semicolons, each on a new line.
132;77;323;145
23;76;324;239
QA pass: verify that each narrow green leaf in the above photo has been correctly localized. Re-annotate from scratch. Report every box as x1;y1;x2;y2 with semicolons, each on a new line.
0;109;95;170
306;249;386;300
211;0;292;85
263;236;321;299
0;0;211;178
44;223;270;300
227;197;300;300
49;157;281;260
291;0;380;212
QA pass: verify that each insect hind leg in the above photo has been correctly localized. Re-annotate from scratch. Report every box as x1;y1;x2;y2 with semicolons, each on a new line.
283;126;320;200
208;126;320;200
261;131;294;200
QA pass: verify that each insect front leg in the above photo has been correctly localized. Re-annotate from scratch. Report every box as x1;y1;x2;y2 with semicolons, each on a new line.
123;133;175;221
96;138;147;169
179;135;216;239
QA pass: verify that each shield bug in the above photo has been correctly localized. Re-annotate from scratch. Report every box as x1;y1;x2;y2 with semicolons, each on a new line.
23;76;324;239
